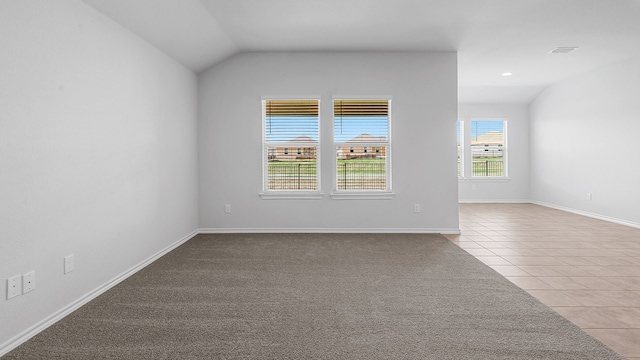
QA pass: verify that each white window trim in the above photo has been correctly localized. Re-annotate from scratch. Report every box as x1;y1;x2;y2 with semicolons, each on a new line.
330;192;395;200
469;118;508;179
260;192;324;200
261;96;322;199
470;178;511;182
330;96;393;198
457;119;464;179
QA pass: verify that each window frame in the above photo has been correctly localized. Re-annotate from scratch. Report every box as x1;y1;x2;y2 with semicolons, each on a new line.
469;118;508;179
330;96;394;200
457;119;464;178
260;96;323;200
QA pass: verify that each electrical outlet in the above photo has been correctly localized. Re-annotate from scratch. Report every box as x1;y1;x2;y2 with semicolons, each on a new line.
586;192;592;201
23;271;35;294
224;204;231;213
7;275;21;299
64;254;74;274
414;203;421;213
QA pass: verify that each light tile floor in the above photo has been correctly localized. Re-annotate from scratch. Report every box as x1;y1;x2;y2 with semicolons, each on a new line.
444;203;640;360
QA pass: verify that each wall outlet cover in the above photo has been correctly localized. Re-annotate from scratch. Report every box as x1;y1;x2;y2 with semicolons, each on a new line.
23;271;35;294
7;275;22;299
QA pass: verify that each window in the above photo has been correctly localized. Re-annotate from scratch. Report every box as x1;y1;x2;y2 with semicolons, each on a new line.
457;119;464;177
470;119;507;177
263;99;319;191
334;99;391;191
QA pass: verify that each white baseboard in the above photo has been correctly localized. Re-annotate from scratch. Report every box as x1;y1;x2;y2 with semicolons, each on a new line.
199;228;461;234
0;229;199;358
458;199;530;204
531;201;640;230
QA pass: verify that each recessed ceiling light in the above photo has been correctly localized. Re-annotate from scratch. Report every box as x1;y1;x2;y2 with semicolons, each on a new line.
549;47;579;54
502;72;513;77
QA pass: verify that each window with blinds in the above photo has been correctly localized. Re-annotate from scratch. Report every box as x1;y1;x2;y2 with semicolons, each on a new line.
470;119;507;177
457;119;464;177
334;99;391;191
263;99;319;191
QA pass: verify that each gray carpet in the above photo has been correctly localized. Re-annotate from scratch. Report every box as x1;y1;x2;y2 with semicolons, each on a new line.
4;233;624;359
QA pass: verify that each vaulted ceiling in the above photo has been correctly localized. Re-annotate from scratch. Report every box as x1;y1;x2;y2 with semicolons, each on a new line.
82;0;640;103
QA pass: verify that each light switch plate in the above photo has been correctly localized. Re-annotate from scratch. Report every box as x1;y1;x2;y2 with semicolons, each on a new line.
64;254;74;274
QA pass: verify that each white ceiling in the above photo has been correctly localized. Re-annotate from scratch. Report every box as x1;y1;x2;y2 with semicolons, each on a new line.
82;0;640;104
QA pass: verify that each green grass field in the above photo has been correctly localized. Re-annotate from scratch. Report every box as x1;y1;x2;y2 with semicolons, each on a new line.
268;159;387;175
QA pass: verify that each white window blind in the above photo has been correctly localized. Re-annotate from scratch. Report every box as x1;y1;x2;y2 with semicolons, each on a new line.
470;119;506;177
263;99;319;191
334;99;391;191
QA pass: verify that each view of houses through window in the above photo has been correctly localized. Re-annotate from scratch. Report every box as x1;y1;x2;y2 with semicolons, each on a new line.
334;99;390;191
263;99;319;191
262;98;391;192
470;119;506;177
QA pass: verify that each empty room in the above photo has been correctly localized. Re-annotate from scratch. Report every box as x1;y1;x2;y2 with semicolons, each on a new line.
1;0;639;358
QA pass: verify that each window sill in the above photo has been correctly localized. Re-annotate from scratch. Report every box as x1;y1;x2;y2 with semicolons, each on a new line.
259;192;324;200
330;191;395;200
470;177;511;182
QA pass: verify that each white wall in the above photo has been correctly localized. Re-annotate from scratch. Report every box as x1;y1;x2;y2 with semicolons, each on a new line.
198;52;459;232
458;104;530;202
0;0;199;352
530;58;640;227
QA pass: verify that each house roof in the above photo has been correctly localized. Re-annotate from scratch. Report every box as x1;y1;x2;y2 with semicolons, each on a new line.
285;135;316;144
346;134;387;143
471;131;504;145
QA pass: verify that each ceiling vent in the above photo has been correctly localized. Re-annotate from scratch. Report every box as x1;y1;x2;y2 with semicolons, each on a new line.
549;47;579;54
